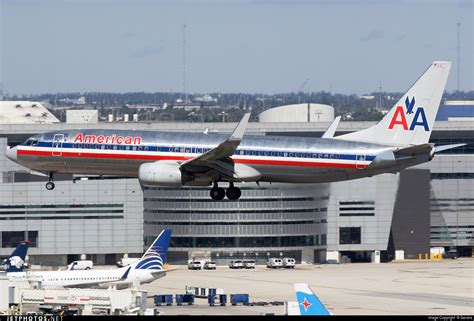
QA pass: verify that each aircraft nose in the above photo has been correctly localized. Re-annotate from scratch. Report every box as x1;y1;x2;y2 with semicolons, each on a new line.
6;146;18;162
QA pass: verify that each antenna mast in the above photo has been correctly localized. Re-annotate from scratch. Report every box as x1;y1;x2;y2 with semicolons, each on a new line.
183;22;187;103
457;22;461;91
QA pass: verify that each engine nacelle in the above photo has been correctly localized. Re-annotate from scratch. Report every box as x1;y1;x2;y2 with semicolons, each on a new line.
138;161;185;187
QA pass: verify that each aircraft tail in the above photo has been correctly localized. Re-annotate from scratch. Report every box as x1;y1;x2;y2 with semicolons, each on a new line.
6;240;30;273
294;283;330;316
335;61;451;146
134;229;172;271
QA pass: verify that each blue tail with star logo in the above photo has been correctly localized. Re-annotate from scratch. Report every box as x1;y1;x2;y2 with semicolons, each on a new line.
294;283;330;316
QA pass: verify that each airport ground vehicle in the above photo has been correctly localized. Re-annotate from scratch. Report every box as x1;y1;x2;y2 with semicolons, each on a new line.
188;261;202;270
229;260;244;269
242;260;256;269
267;258;283;268
203;261;216;270
442;250;458;259
230;294;249;306
67;260;93;270
283;258;296;268
116;257;140;267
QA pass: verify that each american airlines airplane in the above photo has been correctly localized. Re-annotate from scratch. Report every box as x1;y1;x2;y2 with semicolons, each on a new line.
8;229;171;289
6;61;462;200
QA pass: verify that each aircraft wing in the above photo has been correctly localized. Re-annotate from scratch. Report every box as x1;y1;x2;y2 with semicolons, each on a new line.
180;113;251;179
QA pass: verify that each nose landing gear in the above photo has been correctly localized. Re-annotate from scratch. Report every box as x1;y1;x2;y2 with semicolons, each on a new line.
209;182;241;200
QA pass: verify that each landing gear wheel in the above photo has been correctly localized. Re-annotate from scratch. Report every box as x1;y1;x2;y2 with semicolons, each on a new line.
210;187;225;200
46;181;55;190
226;187;242;200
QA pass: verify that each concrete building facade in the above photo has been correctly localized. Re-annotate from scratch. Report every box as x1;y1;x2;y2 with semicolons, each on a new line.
0;115;472;265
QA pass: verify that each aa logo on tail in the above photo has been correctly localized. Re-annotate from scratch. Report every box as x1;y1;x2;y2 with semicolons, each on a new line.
388;96;429;131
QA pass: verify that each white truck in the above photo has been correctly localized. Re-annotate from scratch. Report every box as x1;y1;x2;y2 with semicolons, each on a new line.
282;257;296;268
266;258;283;268
67;260;93;270
116;257;140;267
188;260;202;270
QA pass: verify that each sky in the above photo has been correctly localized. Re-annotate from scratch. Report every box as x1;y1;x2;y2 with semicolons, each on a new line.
0;0;472;95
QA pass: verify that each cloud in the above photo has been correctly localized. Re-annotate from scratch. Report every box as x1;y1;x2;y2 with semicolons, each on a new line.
121;32;136;39
129;45;165;59
360;29;384;42
395;34;406;42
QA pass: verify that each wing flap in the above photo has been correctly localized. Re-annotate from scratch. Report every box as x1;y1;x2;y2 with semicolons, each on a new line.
180;113;251;179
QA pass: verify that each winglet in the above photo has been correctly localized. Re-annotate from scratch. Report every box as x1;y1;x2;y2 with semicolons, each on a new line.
322;116;341;138
120;266;132;280
229;113;251;141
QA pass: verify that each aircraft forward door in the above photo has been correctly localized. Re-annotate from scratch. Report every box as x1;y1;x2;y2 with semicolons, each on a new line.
356;147;366;169
52;134;64;156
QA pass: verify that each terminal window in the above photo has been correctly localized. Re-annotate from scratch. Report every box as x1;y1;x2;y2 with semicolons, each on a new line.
339;227;361;244
1;231;38;248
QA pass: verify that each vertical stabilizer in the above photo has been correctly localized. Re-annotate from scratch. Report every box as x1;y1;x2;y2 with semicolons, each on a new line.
294;283;330;316
6;241;29;273
335;61;451;146
134;229;172;271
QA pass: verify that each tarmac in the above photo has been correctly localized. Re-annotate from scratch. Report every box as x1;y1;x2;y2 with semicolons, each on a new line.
138;258;474;315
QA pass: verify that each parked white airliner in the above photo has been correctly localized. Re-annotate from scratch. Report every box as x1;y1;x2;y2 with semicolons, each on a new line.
7;229;171;289
6;62;463;200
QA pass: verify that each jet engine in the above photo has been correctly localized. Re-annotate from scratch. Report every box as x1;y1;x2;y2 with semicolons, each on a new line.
138;161;186;187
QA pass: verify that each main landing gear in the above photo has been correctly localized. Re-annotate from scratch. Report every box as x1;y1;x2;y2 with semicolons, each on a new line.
45;172;55;191
210;182;241;201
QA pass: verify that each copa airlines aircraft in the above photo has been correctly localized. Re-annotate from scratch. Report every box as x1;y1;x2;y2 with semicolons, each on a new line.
6;61;462;200
8;229;171;289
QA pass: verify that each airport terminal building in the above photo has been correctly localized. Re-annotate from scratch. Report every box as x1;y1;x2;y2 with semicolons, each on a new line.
0;101;472;265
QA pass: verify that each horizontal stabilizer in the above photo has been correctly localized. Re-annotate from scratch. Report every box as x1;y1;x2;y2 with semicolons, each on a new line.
394;143;433;156
434;143;466;153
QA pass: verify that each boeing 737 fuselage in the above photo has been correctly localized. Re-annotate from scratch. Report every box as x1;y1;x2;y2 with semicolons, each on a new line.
6;62;461;200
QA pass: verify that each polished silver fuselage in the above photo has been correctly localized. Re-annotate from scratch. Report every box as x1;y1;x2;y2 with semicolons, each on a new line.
14;129;430;184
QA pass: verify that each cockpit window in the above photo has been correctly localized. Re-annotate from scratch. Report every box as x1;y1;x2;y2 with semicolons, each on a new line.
23;139;39;146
